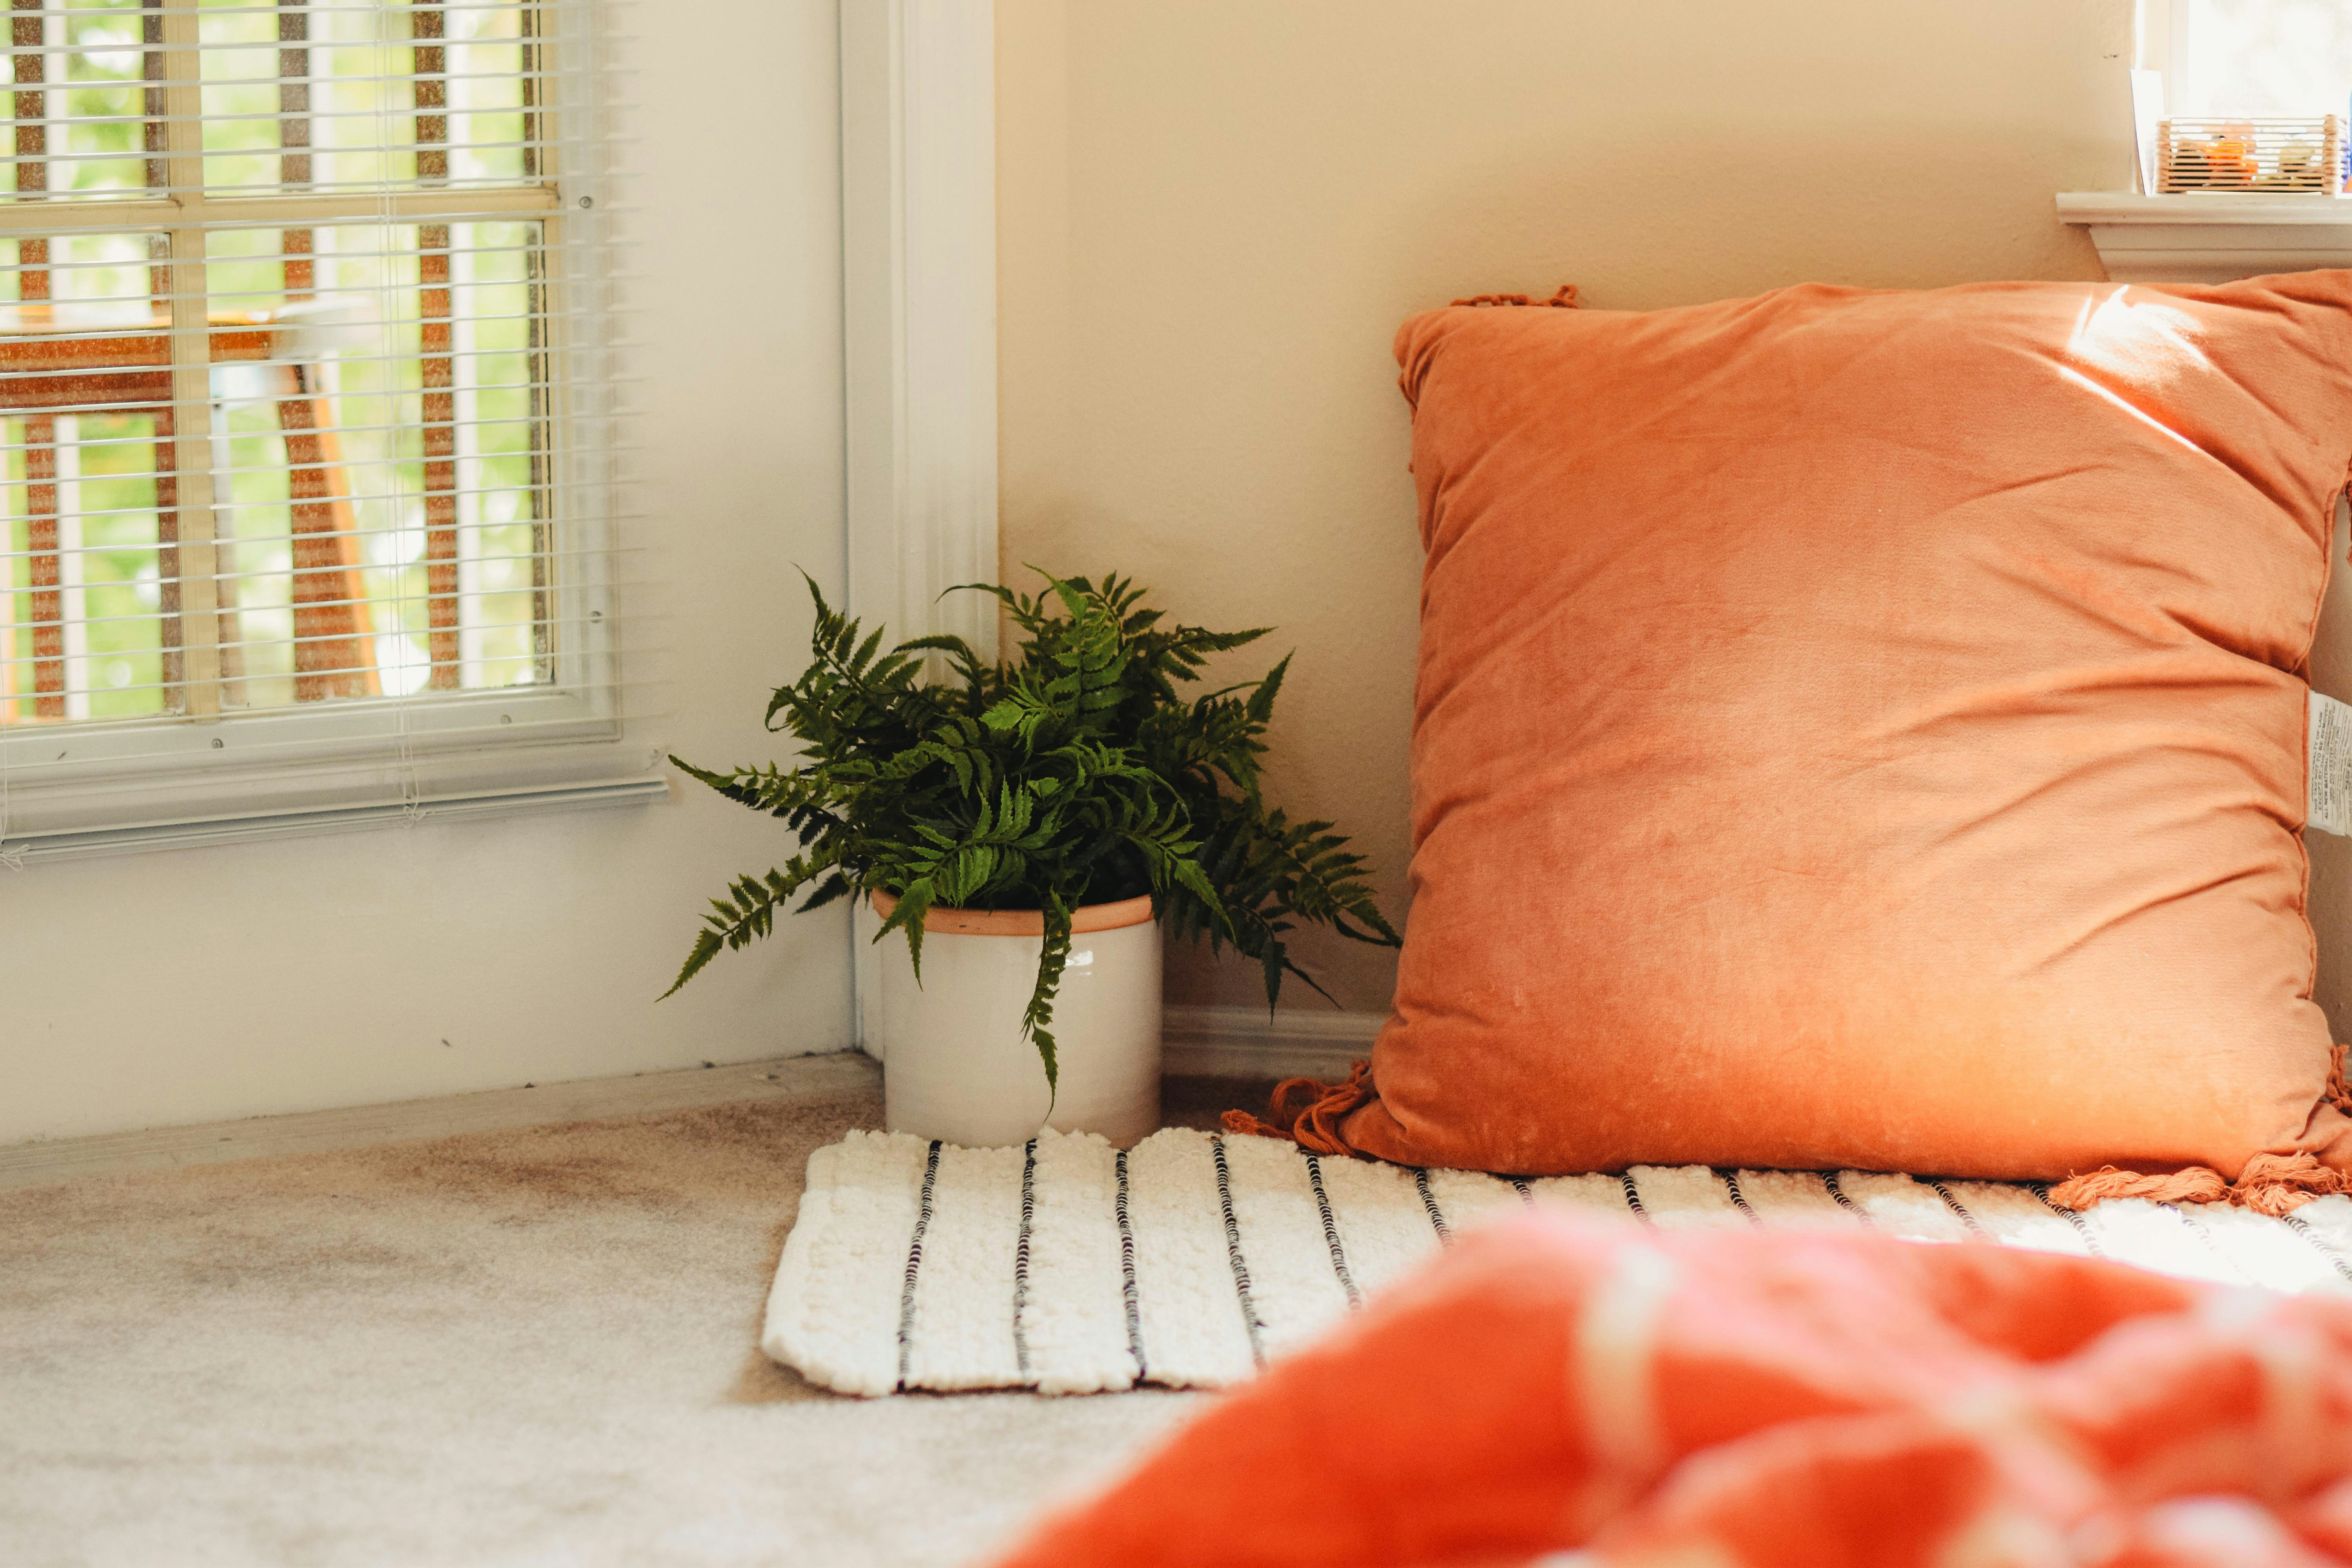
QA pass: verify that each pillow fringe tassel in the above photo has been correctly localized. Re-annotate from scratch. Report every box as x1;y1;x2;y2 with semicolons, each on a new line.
1227;1047;2352;1214
2048;1154;2341;1216
2051;1043;2352;1215
1222;1062;1376;1157
1448;284;1579;310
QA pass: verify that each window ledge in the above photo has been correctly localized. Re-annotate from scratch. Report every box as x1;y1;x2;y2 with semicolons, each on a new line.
2057;192;2352;283
1;747;672;865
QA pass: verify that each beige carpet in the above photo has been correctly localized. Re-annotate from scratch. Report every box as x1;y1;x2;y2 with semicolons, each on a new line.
0;1073;1256;1568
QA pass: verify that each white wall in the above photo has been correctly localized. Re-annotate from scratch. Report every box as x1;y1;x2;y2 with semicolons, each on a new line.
0;0;854;1146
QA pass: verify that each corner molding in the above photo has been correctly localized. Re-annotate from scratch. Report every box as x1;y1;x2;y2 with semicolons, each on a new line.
2057;191;2352;283
840;0;1000;1056
1161;1004;1383;1081
839;0;998;660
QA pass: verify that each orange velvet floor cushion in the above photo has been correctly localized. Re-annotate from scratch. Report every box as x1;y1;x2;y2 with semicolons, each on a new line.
1238;272;2352;1208
988;1216;2352;1568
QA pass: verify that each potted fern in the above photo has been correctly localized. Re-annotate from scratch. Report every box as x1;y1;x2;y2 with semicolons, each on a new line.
663;570;1399;1148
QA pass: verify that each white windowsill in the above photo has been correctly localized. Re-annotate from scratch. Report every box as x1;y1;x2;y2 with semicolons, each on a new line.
2;743;671;864
2057;192;2352;283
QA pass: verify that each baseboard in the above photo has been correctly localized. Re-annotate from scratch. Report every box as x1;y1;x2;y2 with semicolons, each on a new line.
0;1051;880;1191
5;1012;1376;1190
1160;1004;1382;1081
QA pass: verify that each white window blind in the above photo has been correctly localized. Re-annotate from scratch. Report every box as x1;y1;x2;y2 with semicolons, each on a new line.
0;0;642;858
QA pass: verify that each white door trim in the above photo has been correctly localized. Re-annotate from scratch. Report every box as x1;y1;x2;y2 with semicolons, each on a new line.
840;0;998;658
840;0;1000;1053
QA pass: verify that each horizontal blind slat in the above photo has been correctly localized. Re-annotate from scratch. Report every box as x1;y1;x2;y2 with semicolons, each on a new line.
1;0;621;764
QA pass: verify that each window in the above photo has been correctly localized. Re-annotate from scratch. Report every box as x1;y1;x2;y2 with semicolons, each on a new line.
2147;0;2352;116
0;0;626;853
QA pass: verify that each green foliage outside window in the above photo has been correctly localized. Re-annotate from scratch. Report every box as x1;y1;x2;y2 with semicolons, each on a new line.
1;0;545;722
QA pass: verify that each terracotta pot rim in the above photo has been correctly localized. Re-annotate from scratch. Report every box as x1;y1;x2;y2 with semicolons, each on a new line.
867;889;1156;937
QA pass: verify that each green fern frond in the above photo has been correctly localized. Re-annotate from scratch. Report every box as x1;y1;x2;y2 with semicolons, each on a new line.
1020;889;1074;1105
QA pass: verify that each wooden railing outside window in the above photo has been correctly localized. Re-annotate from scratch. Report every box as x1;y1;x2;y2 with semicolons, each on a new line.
0;0;559;728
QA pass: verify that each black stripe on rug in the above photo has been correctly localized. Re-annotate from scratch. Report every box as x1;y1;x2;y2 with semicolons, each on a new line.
1414;1168;1454;1245
1927;1180;1990;1241
1510;1177;1536;1209
1210;1136;1266;1369
1620;1173;1655;1228
895;1140;942;1392
1114;1149;1147;1382
2158;1202;2249;1285
1304;1154;1363;1311
2031;1183;2105;1259
1822;1172;1870;1227
1011;1139;1037;1378
2283;1212;2352;1285
1720;1171;1763;1229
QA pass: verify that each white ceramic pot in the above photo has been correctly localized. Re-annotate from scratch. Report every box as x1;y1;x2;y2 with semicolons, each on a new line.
871;892;1162;1149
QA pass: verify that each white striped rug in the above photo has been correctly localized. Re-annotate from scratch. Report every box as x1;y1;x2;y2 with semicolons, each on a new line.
761;1126;2352;1397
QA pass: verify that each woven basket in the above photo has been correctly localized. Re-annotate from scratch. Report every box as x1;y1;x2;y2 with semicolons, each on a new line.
2158;116;2347;194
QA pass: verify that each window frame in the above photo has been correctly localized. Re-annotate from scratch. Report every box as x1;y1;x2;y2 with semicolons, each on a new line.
2137;0;2352;120
0;0;636;856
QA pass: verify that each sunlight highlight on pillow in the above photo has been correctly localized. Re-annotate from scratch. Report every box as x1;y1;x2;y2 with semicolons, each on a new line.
2054;364;2208;456
2066;287;2216;387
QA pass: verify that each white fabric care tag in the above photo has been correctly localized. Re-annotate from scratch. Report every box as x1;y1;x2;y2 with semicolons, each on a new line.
2312;692;2352;836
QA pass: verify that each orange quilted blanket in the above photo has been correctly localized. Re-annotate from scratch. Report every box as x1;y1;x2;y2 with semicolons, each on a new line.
990;1216;2352;1568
